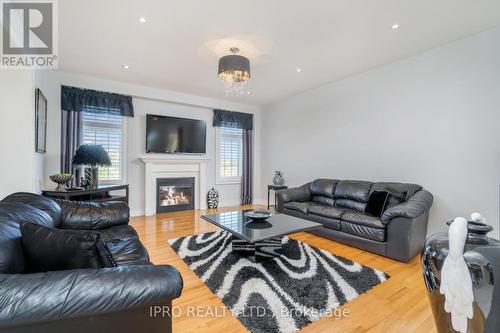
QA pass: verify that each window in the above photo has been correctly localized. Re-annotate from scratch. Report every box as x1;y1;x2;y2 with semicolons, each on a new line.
82;107;125;184
216;126;243;183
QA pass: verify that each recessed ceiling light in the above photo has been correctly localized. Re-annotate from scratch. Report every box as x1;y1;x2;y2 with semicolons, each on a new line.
122;64;130;70
138;17;147;23
391;23;399;30
247;91;251;95
296;68;302;72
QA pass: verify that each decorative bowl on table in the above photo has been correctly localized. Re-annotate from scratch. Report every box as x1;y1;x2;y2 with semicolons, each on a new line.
244;210;273;221
49;173;73;192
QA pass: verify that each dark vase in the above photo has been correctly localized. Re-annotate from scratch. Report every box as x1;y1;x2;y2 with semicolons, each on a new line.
84;167;99;189
272;171;284;186
207;187;219;209
422;221;500;333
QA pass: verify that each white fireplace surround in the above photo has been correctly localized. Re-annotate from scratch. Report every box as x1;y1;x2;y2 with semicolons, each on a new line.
140;154;209;216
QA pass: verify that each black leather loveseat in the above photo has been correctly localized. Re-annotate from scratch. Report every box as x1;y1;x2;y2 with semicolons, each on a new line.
276;179;433;262
0;192;183;333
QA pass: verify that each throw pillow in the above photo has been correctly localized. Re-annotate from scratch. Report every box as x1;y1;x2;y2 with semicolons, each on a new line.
365;191;389;217
20;222;112;272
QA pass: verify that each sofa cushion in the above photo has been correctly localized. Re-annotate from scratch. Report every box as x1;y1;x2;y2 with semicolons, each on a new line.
20;222;109;272
278;184;311;204
335;199;366;212
342;212;385;229
341;222;386;242
0;202;54;228
58;201;129;230
309;179;338;198
282;208;308;220
308;205;345;219
370;182;422;198
2;192;62;227
370;182;422;209
283;201;315;214
308;214;340;231
311;196;335;207
386;192;406;210
334;180;372;202
96;224;140;242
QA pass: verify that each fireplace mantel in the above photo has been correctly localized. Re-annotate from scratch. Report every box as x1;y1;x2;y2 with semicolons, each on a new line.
140;154;209;215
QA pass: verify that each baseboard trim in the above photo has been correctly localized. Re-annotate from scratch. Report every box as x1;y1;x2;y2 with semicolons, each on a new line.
130;198;267;218
130;209;145;217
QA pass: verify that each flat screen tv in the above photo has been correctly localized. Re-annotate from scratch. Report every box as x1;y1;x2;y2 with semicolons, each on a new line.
146;114;206;154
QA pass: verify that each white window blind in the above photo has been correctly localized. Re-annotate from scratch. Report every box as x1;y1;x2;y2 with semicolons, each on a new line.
217;126;243;182
82;108;123;183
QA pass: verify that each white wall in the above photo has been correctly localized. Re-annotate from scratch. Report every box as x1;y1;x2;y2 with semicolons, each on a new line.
34;70;262;216
0;70;45;198
261;27;500;238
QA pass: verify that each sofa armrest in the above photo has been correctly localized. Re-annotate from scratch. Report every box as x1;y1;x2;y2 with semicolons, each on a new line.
276;183;311;213
385;213;429;262
0;265;183;329
381;189;433;224
57;200;130;230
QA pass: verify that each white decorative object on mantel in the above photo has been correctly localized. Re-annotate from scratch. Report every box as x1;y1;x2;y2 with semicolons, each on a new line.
140;154;210;216
440;216;474;333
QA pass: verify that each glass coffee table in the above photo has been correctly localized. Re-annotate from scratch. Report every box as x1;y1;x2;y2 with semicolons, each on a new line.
201;210;322;262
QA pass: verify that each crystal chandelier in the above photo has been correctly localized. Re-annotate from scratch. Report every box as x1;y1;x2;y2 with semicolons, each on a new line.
218;47;251;96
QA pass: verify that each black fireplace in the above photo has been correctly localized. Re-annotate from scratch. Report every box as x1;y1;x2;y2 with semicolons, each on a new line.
156;177;195;213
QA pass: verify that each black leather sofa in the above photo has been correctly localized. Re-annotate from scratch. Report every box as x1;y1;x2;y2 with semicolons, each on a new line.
276;179;433;262
0;192;183;333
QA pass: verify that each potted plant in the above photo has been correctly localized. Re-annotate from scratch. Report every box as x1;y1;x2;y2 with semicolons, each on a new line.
72;144;111;189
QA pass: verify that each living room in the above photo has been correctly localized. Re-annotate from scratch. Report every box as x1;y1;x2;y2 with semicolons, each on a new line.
0;1;499;333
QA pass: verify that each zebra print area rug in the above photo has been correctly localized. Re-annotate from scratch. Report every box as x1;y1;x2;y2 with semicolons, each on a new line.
168;231;389;333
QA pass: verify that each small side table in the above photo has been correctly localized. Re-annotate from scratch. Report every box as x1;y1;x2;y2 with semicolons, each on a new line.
267;185;288;210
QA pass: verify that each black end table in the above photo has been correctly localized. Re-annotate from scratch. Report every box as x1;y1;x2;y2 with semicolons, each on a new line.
267;184;288;209
42;184;129;203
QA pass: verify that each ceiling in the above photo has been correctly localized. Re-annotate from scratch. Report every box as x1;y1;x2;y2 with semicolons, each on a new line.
59;0;500;105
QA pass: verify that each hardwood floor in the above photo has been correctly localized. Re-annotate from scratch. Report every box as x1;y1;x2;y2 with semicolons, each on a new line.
130;205;437;333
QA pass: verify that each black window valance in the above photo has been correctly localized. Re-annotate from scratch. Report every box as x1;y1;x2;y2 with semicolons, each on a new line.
213;109;253;130
61;85;134;117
